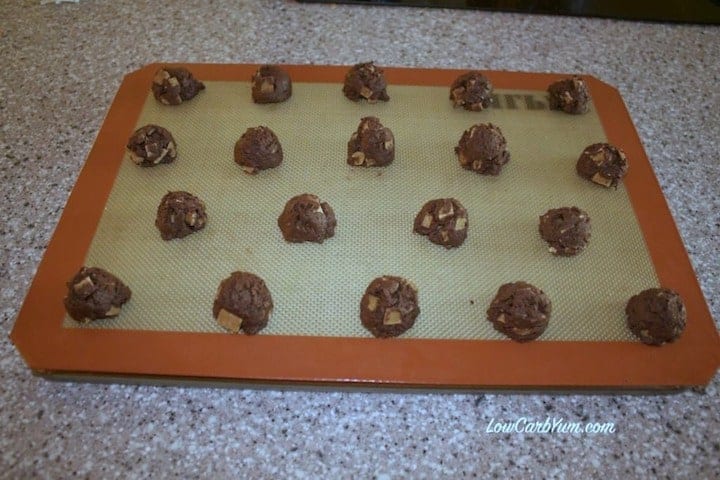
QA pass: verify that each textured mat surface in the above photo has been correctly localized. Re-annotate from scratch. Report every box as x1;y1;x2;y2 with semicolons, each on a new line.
65;81;657;340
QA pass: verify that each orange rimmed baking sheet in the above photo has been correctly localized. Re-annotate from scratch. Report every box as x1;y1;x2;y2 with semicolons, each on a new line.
10;64;720;389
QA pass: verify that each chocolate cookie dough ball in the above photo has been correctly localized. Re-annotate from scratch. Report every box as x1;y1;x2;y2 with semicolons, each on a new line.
539;207;591;256
342;62;390;103
155;191;207;241
278;194;336;244
449;71;494;111
576;143;629;188
151;67;205;106
487;282;552;342
625;288;686;346
125;124;177;167
413;198;468;249
64;267;131;323
234;126;283;174
361;276;420;338
455;123;510;175
548;76;590;114
347;116;395;167
213;272;273;335
251;65;292;104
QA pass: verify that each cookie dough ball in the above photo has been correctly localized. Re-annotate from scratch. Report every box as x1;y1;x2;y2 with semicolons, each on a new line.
347;116;395;167
539;207;591;256
487;282;552;342
278;194;336;244
449;71;494;111
548;76;590;114
413;198;468;249
361;276;420;338
342;62;390;103
151;67;205;106
63;267;131;323
213;272;273;335
155;191;207;241
125;124;177;167
576;143;629;188
251;65;292;104
234;126;283;174
625;288;686;346
455;123;510;175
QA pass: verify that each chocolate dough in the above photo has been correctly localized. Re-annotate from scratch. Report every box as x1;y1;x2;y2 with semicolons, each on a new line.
64;267;131;323
487;281;552;342
342;62;390;103
360;276;420;338
278;194;336;244
155;191;207;241
455;123;510;175
213;271;273;335
347;116;395;167
125;124;177;167
151;67;205;106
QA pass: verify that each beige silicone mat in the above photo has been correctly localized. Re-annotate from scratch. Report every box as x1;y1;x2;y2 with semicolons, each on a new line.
64;81;658;341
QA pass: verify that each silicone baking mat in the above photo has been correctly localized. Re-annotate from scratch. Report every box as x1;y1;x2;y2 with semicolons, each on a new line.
11;64;720;388
66;83;654;342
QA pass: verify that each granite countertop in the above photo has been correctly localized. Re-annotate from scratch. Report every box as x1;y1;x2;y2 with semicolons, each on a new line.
1;1;719;477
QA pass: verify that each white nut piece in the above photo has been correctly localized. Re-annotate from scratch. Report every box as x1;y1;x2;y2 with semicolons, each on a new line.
383;309;403;325
260;80;275;93
591;152;605;165
153;69;170;85
105;305;121;317
591;172;613;187
366;295;379;312
359;86;373;99
437;202;454;220
125;150;143;165
217;308;244;333
154;148;170;164
73;276;94;294
350;151;365;165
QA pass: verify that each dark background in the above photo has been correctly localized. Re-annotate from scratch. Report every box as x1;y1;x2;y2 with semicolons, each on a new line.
298;0;720;24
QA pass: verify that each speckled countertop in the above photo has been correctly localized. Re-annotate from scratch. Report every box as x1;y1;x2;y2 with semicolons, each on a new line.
1;1;719;478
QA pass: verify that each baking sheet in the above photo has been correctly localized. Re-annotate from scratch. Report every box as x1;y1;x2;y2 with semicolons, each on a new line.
11;64;720;388
66;82;656;341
